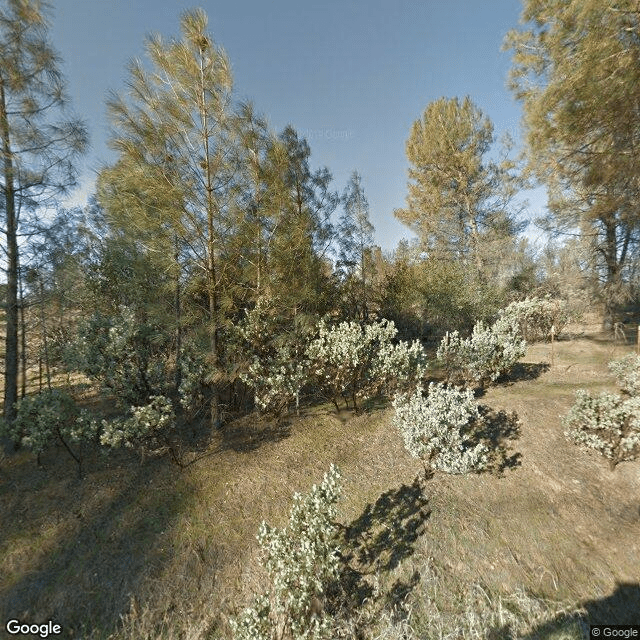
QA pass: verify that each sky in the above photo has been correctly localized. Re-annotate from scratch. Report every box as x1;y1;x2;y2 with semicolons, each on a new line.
48;0;547;253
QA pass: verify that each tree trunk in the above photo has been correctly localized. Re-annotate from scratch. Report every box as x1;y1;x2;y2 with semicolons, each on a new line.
1;74;19;436
602;216;622;331
174;236;182;393
199;49;221;430
19;263;26;399
38;277;52;391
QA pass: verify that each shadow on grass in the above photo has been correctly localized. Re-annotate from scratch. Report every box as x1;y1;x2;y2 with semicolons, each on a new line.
501;362;550;385
0;450;194;639
475;407;522;475
488;582;640;639
328;477;431;617
217;414;291;453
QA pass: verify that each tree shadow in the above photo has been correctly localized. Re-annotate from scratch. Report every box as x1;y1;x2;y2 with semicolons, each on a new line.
500;362;550;385
328;477;431;617
216;413;291;453
0;452;195;639
475;407;522;475
487;582;640;639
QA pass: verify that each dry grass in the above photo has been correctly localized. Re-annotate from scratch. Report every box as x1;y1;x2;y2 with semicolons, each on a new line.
1;315;639;638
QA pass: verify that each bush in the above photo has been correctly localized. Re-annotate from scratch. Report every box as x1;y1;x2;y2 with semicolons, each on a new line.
436;315;526;387
100;395;175;451
240;345;310;416
231;464;342;640
0;389;97;475
393;383;489;475
563;390;640;468
178;347;209;419
499;296;569;342
231;303;317;417
307;318;427;410
1;389;79;454
608;354;640;397
69;307;168;406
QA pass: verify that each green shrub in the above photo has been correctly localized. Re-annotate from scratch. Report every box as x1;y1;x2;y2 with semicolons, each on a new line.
231;465;342;640
393;383;489;475
436;315;526;387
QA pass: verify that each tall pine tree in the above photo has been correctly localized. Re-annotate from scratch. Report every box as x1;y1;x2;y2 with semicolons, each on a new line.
0;0;87;431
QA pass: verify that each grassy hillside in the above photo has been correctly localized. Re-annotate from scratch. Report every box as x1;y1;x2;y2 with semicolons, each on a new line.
0;316;639;638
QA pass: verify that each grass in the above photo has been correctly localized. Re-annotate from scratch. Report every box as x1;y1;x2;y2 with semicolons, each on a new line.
1;315;639;638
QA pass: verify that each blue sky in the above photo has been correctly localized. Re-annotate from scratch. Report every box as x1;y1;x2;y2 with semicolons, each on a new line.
49;0;547;252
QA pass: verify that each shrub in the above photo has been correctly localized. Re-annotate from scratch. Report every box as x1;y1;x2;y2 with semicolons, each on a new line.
100;395;175;452
233;303;316;417
393;383;489;475
499;296;569;342
0;389;97;475
608;354;640;397
436;315;526;387
69;307;168;406
240;346;310;416
231;464;342;640
307;318;427;410
564;390;640;468
178;348;209;419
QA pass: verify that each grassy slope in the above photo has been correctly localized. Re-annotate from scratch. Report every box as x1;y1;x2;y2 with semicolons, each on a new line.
0;317;639;639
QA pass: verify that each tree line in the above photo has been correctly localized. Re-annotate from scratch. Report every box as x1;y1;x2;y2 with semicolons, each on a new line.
1;0;639;439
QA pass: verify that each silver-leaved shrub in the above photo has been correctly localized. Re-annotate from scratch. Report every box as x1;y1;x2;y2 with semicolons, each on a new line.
235;302;315;417
178;348;209;419
69;307;168;406
307;318;427;409
240;346;310;416
100;395;175;450
392;383;489;474
608;354;640;397
498;296;569;342
563;390;640;468
231;464;342;640
436;315;526;387
1;389;84;455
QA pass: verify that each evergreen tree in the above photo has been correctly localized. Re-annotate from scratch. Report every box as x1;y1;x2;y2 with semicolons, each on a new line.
337;171;375;320
100;8;234;427
394;96;523;282
267;126;338;318
505;0;640;326
0;0;87;431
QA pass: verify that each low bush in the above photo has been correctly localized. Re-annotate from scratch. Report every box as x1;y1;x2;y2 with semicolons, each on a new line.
0;389;97;475
499;296;569;342
307;318;427;410
231;464;342;640
564;390;640;468
99;395;175;453
436;315;526;387
393;383;489;475
608;354;640;397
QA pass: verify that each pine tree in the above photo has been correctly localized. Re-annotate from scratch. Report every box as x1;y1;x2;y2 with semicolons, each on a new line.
267;126;338;318
0;0;87;431
337;171;375;320
394;96;522;282
100;8;234;427
505;0;640;326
